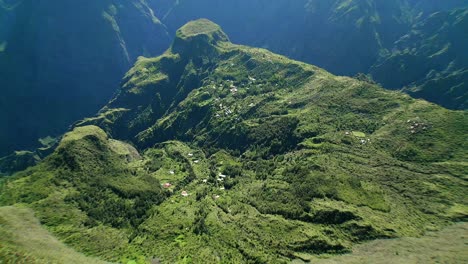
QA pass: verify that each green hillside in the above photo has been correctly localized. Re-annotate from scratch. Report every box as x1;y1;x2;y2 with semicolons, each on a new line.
1;19;467;263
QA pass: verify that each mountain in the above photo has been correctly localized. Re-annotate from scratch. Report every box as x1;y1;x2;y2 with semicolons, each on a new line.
371;8;468;109
1;0;466;159
151;0;414;75
0;0;170;156
150;0;468;110
2;20;466;263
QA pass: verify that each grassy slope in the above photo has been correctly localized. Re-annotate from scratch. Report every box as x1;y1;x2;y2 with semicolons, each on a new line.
1;20;467;263
0;206;110;264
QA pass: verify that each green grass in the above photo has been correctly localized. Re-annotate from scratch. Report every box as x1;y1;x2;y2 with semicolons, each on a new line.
59;125;108;145
351;131;366;138
177;19;224;38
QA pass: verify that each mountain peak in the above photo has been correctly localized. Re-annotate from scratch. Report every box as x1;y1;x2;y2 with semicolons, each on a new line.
171;19;230;56
176;19;228;40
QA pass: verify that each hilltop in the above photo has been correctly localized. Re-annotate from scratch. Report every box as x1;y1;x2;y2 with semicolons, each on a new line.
1;20;467;263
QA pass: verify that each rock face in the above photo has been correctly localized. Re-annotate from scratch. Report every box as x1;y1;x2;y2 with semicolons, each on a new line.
3;20;467;263
0;0;170;156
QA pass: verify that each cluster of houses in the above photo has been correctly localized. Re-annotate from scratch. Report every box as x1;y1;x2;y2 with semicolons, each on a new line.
217;173;227;182
230;84;238;94
360;138;371;144
162;152;229;199
216;103;234;117
206;75;279;120
407;119;428;134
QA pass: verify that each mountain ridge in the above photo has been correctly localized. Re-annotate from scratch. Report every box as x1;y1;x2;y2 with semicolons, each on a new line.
1;0;467;161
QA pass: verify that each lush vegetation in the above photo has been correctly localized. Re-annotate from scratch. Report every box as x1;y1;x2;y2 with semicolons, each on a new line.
1;20;466;263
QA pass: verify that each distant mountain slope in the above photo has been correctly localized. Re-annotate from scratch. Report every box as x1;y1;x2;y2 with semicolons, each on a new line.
0;0;170;156
371;8;468;109
2;20;466;263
